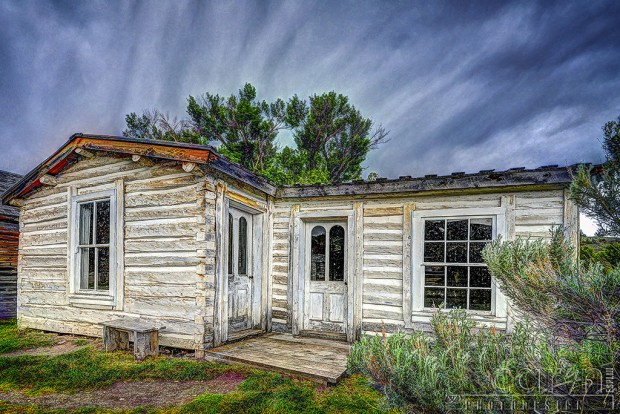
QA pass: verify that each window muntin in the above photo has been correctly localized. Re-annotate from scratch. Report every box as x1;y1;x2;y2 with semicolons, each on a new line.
77;199;111;292
310;224;345;282
422;217;493;311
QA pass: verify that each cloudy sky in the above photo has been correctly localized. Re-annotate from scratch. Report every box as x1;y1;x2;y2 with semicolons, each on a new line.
1;0;619;185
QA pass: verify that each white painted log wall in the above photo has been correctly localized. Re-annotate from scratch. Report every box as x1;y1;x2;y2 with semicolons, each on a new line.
17;156;216;351
270;189;570;336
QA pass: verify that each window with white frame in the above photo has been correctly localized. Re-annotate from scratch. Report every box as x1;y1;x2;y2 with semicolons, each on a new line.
421;217;494;311
409;207;507;321
71;190;117;300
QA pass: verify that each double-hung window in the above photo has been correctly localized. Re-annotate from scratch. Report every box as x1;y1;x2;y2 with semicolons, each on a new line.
70;190;118;306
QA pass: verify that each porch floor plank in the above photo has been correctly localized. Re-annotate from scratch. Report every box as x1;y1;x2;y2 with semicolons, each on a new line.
205;333;350;384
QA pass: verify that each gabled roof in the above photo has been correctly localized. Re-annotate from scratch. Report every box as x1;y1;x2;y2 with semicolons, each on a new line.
2;133;277;204
2;132;584;205
0;170;21;220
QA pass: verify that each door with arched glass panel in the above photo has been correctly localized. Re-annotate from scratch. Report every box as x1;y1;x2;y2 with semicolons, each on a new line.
304;222;347;335
227;208;253;333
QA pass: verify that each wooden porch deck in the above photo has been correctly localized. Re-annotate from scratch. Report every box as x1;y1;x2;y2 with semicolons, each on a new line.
205;333;350;384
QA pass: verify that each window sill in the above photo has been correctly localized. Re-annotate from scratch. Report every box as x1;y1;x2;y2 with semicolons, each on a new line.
69;294;115;309
411;309;507;325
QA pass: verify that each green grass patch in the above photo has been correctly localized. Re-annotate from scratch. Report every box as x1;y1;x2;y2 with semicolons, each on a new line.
0;347;244;394
0;319;57;354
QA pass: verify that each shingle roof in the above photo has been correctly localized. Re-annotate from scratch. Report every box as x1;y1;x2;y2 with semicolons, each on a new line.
0;170;22;220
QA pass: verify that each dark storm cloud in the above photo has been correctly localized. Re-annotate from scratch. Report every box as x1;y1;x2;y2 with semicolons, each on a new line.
1;0;618;177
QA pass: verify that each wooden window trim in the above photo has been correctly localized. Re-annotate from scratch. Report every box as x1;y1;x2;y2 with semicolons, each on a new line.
69;189;119;308
409;207;508;323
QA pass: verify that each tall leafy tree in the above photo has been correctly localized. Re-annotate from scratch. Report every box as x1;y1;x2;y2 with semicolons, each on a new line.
186;83;287;171
570;116;620;236
123;84;388;185
286;92;388;183
123;110;196;143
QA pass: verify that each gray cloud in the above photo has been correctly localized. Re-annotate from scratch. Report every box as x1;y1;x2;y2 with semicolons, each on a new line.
0;0;618;177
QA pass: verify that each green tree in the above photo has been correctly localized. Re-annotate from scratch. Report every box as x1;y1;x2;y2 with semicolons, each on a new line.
570;116;620;235
123;84;388;185
123;110;196;143
186;83;287;171
286;92;388;183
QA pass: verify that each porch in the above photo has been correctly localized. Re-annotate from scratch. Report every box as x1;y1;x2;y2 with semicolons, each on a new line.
205;333;350;384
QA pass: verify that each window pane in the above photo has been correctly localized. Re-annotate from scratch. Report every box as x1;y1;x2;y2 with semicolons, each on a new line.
470;266;492;287
424;287;444;308
78;203;94;245
470;289;492;311
97;247;109;290
79;247;95;290
424;220;445;241
329;226;345;281
95;200;110;244
470;218;492;240
227;214;233;275
424;266;444;286
446;242;467;263
424;242;444;262
447;219;468;241
238;217;247;275
446;289;467;309
447;266;468;287
469;242;488;263
311;226;326;281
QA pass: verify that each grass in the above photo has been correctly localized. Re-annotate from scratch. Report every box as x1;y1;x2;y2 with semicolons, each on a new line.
0;319;57;354
0;321;394;413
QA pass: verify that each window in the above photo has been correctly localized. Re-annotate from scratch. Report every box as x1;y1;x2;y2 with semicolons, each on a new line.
310;224;345;281
228;214;233;275
422;218;493;311
238;216;248;275
77;200;111;291
227;208;252;277
70;190;118;306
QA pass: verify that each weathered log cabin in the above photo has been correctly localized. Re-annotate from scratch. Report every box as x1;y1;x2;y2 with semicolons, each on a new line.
2;134;579;354
0;170;21;319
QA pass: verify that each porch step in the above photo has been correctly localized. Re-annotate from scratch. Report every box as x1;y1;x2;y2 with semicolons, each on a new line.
299;330;347;342
204;333;349;385
227;328;264;344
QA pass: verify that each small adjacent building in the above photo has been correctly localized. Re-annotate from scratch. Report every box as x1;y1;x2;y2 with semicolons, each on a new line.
2;134;579;354
0;170;22;319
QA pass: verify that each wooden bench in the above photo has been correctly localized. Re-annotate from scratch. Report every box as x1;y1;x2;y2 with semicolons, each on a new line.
101;318;165;360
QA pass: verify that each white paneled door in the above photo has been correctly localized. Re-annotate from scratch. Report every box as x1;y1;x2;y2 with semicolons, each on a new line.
227;208;253;333
303;222;348;334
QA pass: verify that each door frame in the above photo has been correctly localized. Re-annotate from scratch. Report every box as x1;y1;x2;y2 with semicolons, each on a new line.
214;184;267;346
292;209;357;342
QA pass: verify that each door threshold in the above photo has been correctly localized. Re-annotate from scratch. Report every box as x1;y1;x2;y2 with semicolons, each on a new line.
299;330;348;342
227;328;264;344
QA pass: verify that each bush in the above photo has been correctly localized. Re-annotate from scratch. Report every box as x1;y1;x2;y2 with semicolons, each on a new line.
348;311;615;412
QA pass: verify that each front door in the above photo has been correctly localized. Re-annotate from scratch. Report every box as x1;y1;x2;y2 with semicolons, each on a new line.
227;208;253;333
303;222;348;334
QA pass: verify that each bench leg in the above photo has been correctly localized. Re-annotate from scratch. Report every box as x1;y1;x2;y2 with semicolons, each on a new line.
103;326;130;352
134;331;159;360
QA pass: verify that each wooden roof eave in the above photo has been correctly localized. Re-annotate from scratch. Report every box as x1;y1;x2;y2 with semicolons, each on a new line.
2;133;277;205
276;168;577;199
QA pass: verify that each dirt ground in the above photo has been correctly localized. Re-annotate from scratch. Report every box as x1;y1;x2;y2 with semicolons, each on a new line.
0;372;247;409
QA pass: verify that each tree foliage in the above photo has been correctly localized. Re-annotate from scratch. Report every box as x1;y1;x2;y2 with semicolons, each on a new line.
123;84;388;185
570;116;620;236
285;92;388;183
186;83;287;171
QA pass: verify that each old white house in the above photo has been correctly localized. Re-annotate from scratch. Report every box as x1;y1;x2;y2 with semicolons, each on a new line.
2;134;579;356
